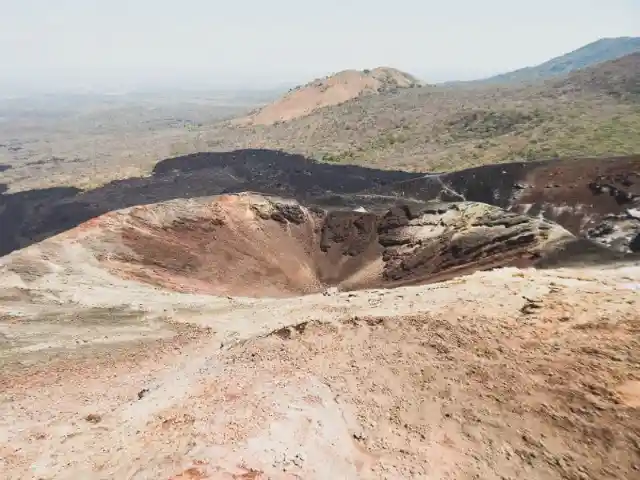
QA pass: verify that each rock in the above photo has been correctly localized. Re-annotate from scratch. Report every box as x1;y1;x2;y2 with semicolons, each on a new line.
137;389;150;400
630;232;640;252
379;202;572;285
627;208;640;220
521;299;543;315
587;219;640;252
85;413;102;424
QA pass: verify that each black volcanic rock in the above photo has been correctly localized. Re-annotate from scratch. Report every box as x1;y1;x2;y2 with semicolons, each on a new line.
630;232;640;252
1;149;639;257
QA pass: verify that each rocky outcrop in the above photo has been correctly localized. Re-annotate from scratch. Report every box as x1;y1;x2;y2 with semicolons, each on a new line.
377;203;558;285
384;155;640;253
582;175;640;250
586;213;640;251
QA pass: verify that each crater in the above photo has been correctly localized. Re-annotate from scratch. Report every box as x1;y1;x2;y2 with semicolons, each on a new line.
76;193;585;298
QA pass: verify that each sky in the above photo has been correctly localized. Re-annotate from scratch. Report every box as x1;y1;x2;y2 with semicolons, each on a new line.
2;0;640;93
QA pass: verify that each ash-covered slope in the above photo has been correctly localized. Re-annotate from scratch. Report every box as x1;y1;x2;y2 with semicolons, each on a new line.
1;150;639;259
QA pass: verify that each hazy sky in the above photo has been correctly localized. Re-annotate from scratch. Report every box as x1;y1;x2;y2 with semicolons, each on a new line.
2;0;639;93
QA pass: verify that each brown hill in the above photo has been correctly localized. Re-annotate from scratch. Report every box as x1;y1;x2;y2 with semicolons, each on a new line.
239;67;421;126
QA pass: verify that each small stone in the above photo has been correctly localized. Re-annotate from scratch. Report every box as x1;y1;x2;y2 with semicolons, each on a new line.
85;413;102;424
137;388;150;400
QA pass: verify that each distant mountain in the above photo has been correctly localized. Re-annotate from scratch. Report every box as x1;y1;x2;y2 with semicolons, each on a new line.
477;37;640;85
552;52;640;99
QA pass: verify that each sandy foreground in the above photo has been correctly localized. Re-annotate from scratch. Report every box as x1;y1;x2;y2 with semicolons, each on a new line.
1;260;639;479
